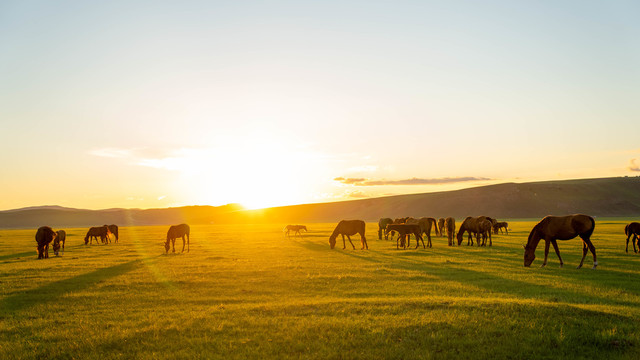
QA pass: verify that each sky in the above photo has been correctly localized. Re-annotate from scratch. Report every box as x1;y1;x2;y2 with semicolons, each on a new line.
1;0;640;210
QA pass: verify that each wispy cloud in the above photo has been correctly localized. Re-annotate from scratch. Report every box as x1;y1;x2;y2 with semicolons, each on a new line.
334;176;491;186
630;159;640;172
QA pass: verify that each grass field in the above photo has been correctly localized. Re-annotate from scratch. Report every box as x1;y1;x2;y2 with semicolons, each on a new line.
1;220;640;359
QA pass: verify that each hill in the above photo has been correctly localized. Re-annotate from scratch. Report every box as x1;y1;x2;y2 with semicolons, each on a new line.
2;177;640;229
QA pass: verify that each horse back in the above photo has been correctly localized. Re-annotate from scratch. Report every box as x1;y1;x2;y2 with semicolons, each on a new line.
337;220;365;235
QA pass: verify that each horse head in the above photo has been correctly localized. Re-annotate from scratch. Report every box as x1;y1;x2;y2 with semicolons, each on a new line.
329;235;337;249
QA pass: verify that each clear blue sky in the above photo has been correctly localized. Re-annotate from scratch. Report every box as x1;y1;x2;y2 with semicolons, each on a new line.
1;1;639;210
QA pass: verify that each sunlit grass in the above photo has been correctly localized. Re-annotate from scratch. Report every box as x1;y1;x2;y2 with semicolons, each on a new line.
1;221;640;359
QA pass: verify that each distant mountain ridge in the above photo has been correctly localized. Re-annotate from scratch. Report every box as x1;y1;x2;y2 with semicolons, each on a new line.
2;177;640;229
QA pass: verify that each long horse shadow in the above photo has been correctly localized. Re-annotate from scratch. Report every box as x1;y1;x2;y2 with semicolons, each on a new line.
0;251;37;261
1;257;159;314
334;246;640;311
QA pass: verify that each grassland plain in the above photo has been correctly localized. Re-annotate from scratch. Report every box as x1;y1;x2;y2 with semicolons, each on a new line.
1;220;640;359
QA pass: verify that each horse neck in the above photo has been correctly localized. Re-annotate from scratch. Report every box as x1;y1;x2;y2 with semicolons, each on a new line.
526;227;542;250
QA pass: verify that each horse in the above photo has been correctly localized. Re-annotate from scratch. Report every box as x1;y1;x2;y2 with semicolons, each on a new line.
329;220;368;250
105;224;119;243
493;222;509;235
418;217;438;248
524;214;596;269
165;224;190;254
84;225;110;245
385;224;424;249
53;230;66;256
625;222;640;253
283;224;307;239
457;217;483;246
437;218;445;237
35;226;58;259
378;218;393;240
444;217;456;246
477;218;494;246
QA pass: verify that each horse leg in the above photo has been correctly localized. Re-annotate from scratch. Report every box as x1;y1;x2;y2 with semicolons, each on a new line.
360;233;368;250
426;232;432;248
541;240;550;267
577;242;588;269
635;234;640;254
415;232;424;249
550;240;563;268
181;235;186;253
346;235;356;250
488;231;492;246
172;239;176;253
582;238;598;269
626;234;631;253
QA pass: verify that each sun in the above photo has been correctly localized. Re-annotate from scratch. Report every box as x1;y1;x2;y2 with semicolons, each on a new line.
174;132;314;210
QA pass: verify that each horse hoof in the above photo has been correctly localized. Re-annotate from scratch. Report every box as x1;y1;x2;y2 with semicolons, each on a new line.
591;265;597;270
559;264;563;268
540;264;546;268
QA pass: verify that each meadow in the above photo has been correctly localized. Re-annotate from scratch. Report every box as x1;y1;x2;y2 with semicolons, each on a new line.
1;220;640;359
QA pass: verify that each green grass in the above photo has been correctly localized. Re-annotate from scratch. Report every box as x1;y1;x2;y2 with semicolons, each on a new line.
1;221;640;359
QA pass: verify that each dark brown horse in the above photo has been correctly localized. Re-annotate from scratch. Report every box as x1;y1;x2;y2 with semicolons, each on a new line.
493;222;509;235
437;218;445;237
35;226;58;259
625;222;640;253
444;217;456;246
329;220;367;250
105;224;119;243
84;225;110;245
378;218;393;240
418;217;438;248
53;230;66;256
386;223;424;249
524;214;596;269
283;224;307;239
165;224;190;253
457;217;488;246
477;218;493;246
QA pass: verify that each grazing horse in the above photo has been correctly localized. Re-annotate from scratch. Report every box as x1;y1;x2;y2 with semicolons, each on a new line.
418;217;438;248
493;222;509;235
378;218;393;240
625;222;640;253
329;220;368;250
437;218;445;237
283;224;307;239
445;217;456;246
106;224;119;243
165;224;190;254
36;226;58;259
524;214;596;269
84;225;110;245
386;224;424;249
53;230;66;256
457;217;483;246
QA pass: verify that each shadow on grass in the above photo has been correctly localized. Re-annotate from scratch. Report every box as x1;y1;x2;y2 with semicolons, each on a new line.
0;251;36;261
1;256;160;314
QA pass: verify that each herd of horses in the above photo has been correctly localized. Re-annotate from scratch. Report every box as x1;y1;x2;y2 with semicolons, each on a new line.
34;223;191;259
33;216;640;270
314;215;640;270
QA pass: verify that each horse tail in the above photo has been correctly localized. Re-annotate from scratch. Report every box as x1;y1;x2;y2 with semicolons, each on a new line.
625;224;629;237
585;216;596;239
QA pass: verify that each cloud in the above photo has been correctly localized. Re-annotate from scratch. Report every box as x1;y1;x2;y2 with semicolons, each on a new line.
334;176;491;186
630;159;640;172
333;177;367;184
